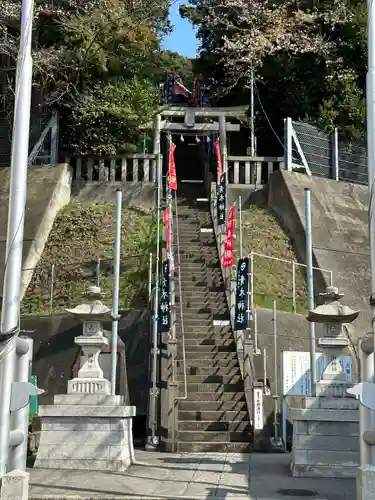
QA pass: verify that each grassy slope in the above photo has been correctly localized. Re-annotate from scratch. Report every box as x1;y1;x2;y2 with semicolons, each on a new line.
22;203;157;316
238;200;307;313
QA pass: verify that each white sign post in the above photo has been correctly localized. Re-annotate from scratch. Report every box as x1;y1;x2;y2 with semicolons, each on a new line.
253;386;264;430
281;351;353;447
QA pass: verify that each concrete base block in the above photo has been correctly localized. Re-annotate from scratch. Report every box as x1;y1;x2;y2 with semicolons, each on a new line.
0;470;29;500
34;395;136;471
357;465;375;500
291;397;359;478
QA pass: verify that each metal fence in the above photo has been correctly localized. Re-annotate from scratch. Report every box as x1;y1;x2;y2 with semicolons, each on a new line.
250;251;333;314
20;256;151;317
286;118;367;185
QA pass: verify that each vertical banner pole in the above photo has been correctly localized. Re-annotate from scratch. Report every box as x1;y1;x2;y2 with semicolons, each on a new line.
305;188;317;397
239;195;243;257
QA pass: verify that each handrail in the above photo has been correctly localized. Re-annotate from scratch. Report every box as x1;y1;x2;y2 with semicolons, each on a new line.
170;190;187;453
173;191;187;401
28;110;58;166
250;251;333;285
228;155;283;162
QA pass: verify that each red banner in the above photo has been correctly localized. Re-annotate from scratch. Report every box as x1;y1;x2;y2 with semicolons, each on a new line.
169;142;177;191
162;207;170;255
215;138;222;185
222;204;236;268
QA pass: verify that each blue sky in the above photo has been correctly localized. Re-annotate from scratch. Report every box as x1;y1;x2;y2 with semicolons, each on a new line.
162;2;198;58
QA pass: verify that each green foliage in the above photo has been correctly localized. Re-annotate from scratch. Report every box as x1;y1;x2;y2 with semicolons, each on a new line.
65;78;158;155
181;0;368;145
22;203;158;316
0;0;193;155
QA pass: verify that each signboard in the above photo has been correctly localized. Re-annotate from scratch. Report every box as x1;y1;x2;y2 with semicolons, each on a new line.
253;387;264;430
234;257;249;331
216;174;226;226
282;351;353;397
158;260;170;333
29;375;38;418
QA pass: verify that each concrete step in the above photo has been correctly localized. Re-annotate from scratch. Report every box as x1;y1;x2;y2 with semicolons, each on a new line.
179;285;226;293
181;308;227;316
185;382;243;392
183;351;238;360
178;400;247;412
179;366;240;378
178;420;250;432
183;338;234;347
179;289;225;297
175;295;227;303
177;314;229;323
181;374;242;384
180;313;214;322
177;359;239;369
178;410;249;421
184;344;236;353
177;430;252;443
176;441;252;453
181;334;234;342
180;391;246;402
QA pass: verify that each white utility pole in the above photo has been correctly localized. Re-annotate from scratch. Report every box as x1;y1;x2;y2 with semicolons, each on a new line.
110;189;122;395
0;0;34;476
367;0;375;390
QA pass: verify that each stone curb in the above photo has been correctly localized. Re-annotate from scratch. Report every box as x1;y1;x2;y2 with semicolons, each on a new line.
29;496;329;500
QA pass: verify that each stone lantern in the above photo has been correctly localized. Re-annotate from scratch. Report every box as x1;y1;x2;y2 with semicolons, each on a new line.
34;285;136;471
291;285;360;479
307;285;359;397
65;285;112;395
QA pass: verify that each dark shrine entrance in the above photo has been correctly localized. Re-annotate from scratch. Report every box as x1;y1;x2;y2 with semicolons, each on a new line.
173;134;203;183
162;133;204;186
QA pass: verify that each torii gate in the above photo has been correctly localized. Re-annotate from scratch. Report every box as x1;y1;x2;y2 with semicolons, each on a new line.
145;104;248;177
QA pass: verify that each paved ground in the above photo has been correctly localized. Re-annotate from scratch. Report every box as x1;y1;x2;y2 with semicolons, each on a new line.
28;451;356;500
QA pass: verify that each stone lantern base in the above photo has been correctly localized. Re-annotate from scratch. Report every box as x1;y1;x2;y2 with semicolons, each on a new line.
34;395;136;471
290;396;359;478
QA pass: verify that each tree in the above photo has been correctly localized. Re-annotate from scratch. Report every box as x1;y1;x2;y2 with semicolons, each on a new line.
0;0;194;155
181;0;367;146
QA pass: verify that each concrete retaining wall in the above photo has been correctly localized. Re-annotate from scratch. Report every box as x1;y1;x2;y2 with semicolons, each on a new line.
71;181;155;213
0;164;72;301
22;310;150;415
268;170;370;338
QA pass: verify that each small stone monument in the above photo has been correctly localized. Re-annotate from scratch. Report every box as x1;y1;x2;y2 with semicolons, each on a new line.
34;286;136;471
291;285;360;478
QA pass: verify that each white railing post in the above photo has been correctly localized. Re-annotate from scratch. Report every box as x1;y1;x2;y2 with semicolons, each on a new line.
245;161;251;184
121;157;127;181
50;110;59;164
144;158;150;182
110;158;116;182
284;117;293;171
332;128;339;181
133;158;139;182
250;252;254;310
76;158;82;180
292;260;296;313
87;157;93;181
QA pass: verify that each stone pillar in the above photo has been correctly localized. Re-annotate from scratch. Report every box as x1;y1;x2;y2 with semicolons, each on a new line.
291;286;360;478
219;115;227;174
34;286;136;471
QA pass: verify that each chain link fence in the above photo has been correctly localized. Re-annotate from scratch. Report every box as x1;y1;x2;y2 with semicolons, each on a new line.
291;120;367;185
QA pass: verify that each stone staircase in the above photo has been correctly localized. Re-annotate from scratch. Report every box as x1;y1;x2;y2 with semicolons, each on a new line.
174;184;252;452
